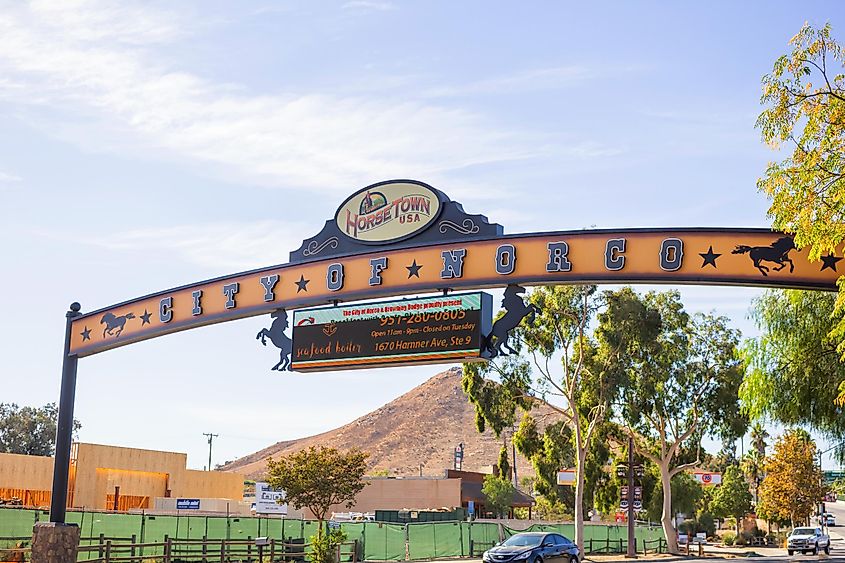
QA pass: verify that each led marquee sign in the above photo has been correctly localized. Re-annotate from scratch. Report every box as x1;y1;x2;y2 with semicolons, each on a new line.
291;292;492;371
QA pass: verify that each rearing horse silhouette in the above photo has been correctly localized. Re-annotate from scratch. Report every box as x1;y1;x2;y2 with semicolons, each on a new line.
100;312;135;338
732;236;796;276
256;309;292;371
484;285;540;358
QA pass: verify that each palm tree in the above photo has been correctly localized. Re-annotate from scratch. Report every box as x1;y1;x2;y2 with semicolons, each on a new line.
741;450;765;504
750;423;770;457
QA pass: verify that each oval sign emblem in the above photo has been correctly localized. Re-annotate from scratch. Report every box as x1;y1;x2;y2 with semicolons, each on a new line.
335;180;443;244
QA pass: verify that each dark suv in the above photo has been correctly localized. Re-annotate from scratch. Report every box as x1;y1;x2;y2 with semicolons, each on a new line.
482;532;579;563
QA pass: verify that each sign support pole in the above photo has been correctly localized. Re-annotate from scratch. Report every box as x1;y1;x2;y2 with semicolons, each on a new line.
626;436;636;558
49;302;81;523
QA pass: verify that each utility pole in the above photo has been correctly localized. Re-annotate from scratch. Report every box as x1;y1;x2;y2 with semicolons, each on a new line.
512;425;518;487
627;436;636;558
203;433;218;471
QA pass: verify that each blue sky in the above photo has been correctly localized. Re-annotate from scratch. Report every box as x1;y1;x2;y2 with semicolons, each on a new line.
1;1;842;470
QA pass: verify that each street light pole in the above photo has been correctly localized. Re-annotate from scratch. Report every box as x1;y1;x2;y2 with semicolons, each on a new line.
626;436;636;558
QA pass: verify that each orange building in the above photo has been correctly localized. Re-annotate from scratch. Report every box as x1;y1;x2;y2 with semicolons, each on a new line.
0;443;243;511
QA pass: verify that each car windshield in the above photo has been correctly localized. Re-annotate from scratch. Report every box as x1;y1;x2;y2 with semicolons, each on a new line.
792;528;816;535
502;535;543;547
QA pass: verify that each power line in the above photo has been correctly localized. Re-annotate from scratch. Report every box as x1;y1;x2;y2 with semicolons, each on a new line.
203;432;219;471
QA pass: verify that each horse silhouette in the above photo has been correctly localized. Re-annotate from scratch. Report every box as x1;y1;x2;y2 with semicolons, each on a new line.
100;312;135;338
732;236;796;276
484;285;540;358
257;309;292;371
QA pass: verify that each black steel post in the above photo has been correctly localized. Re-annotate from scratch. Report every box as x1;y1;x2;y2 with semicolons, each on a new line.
49;302;82;523
626;436;636;558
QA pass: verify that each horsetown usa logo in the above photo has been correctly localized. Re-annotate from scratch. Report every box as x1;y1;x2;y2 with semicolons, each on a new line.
335;180;442;244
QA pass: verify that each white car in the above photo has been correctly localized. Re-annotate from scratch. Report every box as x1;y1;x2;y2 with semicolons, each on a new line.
787;527;830;556
825;513;836;527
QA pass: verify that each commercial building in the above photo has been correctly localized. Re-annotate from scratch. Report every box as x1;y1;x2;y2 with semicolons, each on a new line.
0;443;243;511
317;469;534;520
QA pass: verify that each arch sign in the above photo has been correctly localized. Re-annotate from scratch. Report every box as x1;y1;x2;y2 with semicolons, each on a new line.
48;179;842;524
70;179;839;359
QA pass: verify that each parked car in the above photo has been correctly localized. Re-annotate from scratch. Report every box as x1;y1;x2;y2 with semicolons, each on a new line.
482;532;580;563
787;527;830;556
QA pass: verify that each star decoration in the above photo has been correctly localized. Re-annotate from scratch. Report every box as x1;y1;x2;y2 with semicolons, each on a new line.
140;309;152;325
406;260;422;278
699;246;721;268
80;327;91;341
295;275;310;293
821;253;843;272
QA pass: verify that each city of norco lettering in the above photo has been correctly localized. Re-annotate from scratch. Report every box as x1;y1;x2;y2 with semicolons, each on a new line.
153;237;686;324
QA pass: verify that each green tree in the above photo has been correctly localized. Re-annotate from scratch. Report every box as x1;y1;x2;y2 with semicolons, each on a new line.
711;465;753;534
482;474;515;518
750;422;770;456
0;403;81;456
601;289;746;553
757;430;824;526
755;23;845;403
757;23;845;264
464;284;618;550
740;451;765;505
496;445;511;482
267;446;368;544
741;290;845;448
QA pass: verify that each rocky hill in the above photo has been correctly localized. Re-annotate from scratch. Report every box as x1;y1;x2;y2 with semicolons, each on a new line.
221;367;559;479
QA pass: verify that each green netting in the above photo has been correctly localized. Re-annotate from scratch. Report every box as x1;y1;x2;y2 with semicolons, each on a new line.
0;506;670;560
461;521;500;555
362;521;405;561
303;519;321;541
407;521;463;560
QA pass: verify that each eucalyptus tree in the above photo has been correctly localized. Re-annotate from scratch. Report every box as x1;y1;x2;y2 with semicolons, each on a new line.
463;284;619;553
599;289;746;553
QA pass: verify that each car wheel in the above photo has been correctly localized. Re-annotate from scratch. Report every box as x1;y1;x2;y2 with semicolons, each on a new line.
533;557;543;563
813;543;819;555
569;556;578;563
825;545;831;555
788;550;793;556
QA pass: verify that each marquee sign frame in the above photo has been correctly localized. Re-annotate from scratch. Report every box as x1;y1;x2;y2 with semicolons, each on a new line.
49;179;844;526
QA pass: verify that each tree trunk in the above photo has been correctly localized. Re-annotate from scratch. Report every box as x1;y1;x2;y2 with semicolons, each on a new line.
658;460;679;554
574;446;586;559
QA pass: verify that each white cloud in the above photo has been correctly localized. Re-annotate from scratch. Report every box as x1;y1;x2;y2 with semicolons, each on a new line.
425;66;592;98
342;1;396;11
53;221;310;271
0;171;22;183
0;1;555;195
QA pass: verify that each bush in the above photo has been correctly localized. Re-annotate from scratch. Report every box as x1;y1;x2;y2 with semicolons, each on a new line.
723;532;736;546
309;528;347;563
698;513;717;537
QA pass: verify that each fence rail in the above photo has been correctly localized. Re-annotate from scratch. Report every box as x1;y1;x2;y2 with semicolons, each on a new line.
74;537;357;563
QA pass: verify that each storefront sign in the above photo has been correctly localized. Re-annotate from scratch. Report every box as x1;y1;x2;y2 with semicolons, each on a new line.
176;499;200;510
692;472;722;485
290;292;492;371
255;482;287;515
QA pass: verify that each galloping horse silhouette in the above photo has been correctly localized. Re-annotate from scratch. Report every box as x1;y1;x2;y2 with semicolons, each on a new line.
732;236;796;276
100;312;135;338
484;285;540;358
256;309;292;371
